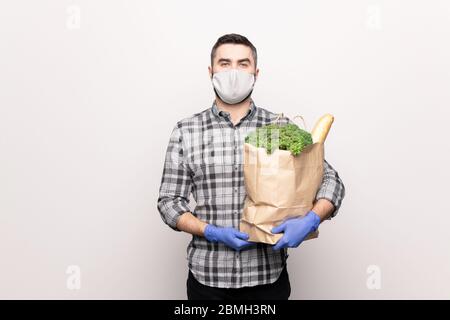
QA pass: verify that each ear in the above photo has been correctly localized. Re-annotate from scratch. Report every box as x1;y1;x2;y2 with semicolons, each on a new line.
254;68;259;81
208;66;213;79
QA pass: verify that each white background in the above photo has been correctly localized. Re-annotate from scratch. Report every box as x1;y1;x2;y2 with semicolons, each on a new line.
1;0;449;299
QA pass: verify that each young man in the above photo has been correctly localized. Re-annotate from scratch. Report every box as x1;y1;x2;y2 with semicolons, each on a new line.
157;34;345;300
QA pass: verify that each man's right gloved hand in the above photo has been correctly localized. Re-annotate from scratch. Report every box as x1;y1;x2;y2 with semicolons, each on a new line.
204;224;254;251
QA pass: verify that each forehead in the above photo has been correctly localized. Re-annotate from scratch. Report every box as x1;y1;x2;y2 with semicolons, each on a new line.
214;44;254;62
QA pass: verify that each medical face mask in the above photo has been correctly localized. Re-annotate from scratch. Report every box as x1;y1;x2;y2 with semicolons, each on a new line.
211;69;256;105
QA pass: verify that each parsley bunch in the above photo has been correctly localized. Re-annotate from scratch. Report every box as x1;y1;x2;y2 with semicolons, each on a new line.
245;123;313;156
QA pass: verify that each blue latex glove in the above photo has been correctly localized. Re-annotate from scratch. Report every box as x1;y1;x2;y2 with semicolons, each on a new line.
271;211;321;251
204;225;253;251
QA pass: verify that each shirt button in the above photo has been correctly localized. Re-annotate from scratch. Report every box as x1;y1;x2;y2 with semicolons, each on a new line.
234;165;238;170
234;211;238;215
234;188;238;193
236;253;240;258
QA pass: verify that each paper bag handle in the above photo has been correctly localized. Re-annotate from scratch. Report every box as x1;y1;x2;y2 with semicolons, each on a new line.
292;115;309;131
273;112;284;125
273;113;309;132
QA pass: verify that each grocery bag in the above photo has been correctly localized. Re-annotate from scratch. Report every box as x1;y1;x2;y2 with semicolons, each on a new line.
239;117;325;245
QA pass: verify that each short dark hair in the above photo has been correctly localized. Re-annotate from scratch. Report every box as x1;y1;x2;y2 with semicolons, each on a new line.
210;33;257;67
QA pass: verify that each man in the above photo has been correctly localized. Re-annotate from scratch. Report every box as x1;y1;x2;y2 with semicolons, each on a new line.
157;34;345;300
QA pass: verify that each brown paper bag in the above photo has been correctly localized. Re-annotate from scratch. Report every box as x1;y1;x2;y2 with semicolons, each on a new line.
239;142;324;244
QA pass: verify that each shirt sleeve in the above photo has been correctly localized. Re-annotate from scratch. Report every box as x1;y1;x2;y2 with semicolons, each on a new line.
157;122;193;231
315;159;346;218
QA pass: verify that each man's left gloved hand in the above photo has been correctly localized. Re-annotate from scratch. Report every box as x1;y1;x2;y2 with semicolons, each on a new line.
271;211;321;251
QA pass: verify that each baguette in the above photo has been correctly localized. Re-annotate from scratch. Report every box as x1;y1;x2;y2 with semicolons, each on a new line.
311;114;334;143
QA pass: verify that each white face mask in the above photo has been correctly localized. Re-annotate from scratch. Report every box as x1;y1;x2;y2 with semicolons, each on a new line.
211;69;255;105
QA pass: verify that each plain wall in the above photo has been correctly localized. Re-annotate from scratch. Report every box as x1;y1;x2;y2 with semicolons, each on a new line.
1;0;449;299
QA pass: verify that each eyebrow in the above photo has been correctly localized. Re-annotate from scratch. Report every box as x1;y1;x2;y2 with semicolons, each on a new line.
217;58;252;64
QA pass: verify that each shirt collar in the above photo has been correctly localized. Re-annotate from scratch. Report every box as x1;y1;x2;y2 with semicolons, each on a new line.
211;99;257;122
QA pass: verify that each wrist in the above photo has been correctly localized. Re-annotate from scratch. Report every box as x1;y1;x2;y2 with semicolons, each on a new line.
306;210;321;231
204;224;219;242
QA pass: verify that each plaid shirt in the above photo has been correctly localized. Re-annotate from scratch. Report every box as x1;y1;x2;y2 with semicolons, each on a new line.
157;99;345;289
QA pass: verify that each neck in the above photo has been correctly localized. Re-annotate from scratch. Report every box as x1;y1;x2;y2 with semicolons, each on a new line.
215;97;252;125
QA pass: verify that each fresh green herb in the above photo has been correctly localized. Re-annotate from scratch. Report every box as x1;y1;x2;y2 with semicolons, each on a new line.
245;123;313;156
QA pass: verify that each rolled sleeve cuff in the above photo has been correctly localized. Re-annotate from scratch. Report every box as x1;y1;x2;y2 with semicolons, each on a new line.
158;197;191;231
315;184;345;219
